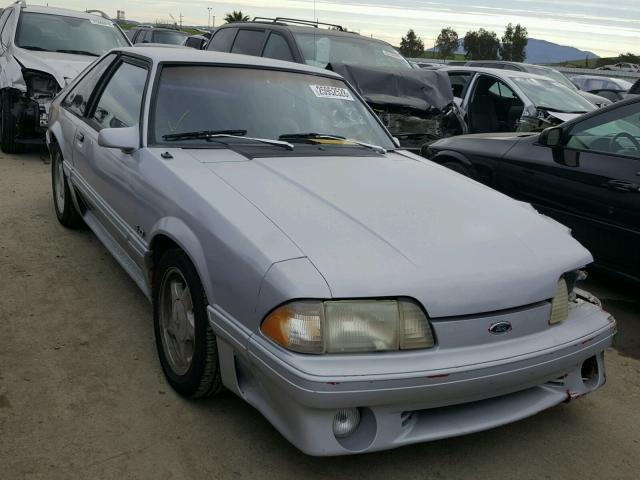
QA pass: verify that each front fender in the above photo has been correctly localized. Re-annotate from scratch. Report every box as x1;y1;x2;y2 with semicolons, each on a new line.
149;217;215;304
432;149;474;168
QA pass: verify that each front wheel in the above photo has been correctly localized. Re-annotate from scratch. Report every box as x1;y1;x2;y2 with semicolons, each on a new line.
442;161;473;178
0;90;25;154
51;145;83;228
153;249;223;398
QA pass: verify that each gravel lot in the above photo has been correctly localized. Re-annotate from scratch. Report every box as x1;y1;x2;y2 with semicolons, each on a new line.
1;151;639;480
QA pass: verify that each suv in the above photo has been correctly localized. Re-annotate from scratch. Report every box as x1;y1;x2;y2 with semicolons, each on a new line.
128;26;187;46
464;61;611;107
205;17;466;151
0;1;130;153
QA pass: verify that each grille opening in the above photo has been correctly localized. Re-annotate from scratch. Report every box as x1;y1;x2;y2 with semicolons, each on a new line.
581;356;599;389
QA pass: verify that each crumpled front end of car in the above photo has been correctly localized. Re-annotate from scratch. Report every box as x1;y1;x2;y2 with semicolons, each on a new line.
208;279;615;456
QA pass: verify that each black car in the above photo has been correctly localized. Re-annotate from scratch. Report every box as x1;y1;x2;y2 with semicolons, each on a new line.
128;26;187;45
425;96;640;281
204;17;466;151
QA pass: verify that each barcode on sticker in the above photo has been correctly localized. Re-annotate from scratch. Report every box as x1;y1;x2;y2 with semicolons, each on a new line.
310;85;354;101
89;18;114;27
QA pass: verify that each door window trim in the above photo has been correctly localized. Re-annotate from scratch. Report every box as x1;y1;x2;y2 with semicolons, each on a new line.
82;55;151;144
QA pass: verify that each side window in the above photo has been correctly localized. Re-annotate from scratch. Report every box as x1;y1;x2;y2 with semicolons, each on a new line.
0;10;14;48
231;29;265;56
488;80;518;99
566;104;640;158
90;62;147;130
208;27;236;52
262;32;294;62
448;72;472;98
62;53;117;117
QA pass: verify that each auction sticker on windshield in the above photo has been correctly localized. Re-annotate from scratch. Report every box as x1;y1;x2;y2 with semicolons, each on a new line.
310;85;354;101
89;18;114;27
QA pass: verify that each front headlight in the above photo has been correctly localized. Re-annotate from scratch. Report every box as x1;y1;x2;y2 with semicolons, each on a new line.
549;270;588;325
261;299;435;354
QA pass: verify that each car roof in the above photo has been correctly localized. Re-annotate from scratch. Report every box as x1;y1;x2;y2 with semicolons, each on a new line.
217;21;389;45
118;46;342;77
22;5;116;21
442;66;552;81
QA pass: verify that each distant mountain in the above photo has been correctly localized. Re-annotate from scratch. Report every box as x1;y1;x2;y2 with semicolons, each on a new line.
428;38;598;65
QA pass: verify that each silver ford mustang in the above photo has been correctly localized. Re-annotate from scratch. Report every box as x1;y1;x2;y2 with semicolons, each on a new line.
47;47;616;456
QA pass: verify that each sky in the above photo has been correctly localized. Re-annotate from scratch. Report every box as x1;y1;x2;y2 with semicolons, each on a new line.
31;0;640;57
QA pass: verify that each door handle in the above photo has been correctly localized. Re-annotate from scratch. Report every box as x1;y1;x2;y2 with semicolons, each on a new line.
604;179;640;192
76;132;85;143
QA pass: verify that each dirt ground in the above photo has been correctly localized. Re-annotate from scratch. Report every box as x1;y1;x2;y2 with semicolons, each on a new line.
1;151;639;480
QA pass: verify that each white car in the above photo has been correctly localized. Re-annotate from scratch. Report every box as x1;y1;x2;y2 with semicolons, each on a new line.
597;62;639;73
0;1;130;153
48;47;615;456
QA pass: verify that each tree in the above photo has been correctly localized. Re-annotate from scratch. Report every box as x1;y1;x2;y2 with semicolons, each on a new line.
617;52;640;64
463;29;500;60
500;23;528;62
435;27;459;60
224;10;249;23
399;29;424;58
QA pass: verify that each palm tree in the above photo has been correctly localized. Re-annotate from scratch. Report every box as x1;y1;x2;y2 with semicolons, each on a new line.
224;11;250;24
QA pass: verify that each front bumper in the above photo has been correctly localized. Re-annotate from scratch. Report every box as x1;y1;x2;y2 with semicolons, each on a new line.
209;298;615;456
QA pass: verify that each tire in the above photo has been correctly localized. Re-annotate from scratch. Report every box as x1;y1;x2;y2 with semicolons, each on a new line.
441;161;473;178
0;89;25;154
153;248;223;398
51;144;84;228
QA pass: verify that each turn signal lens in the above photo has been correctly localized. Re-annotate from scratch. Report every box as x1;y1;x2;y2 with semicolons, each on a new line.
261;299;435;354
261;301;323;353
400;300;435;349
549;279;569;325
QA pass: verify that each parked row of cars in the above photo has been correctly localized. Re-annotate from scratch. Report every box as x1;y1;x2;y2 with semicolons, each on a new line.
0;2;632;456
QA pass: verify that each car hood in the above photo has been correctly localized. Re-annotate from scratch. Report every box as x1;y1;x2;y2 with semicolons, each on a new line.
199;150;591;317
578;90;613;107
13;48;96;87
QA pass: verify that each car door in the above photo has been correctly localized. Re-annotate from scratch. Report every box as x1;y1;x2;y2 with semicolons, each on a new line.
500;102;640;277
73;57;150;263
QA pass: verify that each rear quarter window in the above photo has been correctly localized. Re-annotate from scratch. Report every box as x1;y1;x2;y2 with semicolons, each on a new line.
208;27;236;52
231;29;265;55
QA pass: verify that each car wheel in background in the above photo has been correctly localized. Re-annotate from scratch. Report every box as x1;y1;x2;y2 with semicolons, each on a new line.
0;90;25;154
442;161;473;178
51;144;84;228
153;248;223;398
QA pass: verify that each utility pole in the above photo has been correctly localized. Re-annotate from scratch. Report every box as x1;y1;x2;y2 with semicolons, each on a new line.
207;7;212;29
179;12;183;29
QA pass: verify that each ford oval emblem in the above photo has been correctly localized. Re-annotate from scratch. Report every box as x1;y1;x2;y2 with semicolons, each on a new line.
488;321;512;335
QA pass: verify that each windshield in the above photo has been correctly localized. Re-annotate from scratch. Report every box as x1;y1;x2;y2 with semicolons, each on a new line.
16;12;129;56
152;66;394;149
527;66;576;90
511;77;595;113
294;33;412;70
154;30;187;45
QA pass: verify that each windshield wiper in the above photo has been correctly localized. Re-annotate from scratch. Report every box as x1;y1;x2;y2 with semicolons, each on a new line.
278;132;387;154
55;49;99;57
538;106;587;114
19;45;52;52
163;129;247;141
163;130;294;150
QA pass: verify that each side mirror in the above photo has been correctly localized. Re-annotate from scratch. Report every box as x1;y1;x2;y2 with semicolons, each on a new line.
98;126;139;154
539;126;563;148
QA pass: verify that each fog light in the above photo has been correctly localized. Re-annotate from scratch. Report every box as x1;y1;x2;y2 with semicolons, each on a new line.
333;408;361;438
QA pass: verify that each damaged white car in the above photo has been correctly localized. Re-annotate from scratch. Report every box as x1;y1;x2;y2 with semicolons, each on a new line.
443;66;596;137
0;1;129;153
